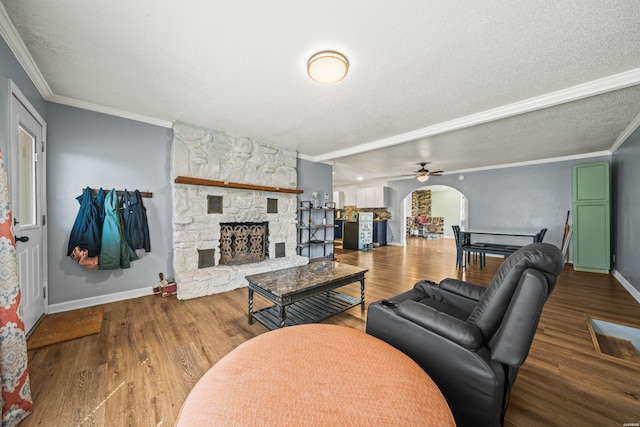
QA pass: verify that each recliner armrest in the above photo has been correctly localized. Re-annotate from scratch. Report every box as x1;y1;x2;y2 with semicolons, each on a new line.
439;278;487;301
395;300;484;351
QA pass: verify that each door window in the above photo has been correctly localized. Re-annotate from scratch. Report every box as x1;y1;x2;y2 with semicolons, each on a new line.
18;125;37;227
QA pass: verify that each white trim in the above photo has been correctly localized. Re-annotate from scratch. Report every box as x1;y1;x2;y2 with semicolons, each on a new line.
0;4;52;97
312;68;640;162
611;269;640;304
297;153;315;161
9;79;45;125
387;150;612;183
48;287;154;314
610;111;640;154
444;151;611;175
47;95;173;128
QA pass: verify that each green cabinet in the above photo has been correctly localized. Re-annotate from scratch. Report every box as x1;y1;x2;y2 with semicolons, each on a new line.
572;162;610;273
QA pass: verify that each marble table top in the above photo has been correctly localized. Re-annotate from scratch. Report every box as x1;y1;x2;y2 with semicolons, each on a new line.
245;261;367;297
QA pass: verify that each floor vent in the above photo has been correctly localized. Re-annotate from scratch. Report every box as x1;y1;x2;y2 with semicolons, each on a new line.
588;317;640;365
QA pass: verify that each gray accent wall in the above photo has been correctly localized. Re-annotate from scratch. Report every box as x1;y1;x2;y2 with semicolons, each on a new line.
387;155;611;254
46;103;173;305
296;158;333;259
612;126;640;295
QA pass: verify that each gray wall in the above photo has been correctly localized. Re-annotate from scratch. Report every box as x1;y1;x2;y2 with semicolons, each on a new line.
387;155;611;253
46;103;173;305
612;126;640;295
296;158;333;258
0;36;46;157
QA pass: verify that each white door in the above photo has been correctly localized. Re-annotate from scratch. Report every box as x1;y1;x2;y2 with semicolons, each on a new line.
9;82;47;333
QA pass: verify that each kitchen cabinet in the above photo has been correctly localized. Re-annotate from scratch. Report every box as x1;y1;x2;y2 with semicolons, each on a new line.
572;162;610;273
333;191;345;209
335;219;343;239
373;220;387;246
356;186;389;208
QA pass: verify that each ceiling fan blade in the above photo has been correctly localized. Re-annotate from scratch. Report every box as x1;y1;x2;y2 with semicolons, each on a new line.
428;171;443;176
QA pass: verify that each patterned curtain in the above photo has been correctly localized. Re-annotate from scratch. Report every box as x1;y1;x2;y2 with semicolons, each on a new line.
0;149;33;426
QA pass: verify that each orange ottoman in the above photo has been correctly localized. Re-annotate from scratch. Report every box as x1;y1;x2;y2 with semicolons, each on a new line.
175;324;455;426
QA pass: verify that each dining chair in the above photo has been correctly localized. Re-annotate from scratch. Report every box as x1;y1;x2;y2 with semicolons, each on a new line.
452;225;485;268
452;225;463;267
534;228;548;243
417;216;430;237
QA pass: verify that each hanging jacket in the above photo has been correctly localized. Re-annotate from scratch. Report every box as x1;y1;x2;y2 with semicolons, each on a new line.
95;187;106;229
120;189;151;252
67;187;101;257
99;189;138;270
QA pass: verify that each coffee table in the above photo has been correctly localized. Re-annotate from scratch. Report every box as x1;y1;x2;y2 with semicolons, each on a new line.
246;261;368;330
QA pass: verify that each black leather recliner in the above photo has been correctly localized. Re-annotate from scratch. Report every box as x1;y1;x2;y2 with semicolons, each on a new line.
366;242;563;427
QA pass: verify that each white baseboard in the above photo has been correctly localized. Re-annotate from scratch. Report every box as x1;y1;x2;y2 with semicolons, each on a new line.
48;287;154;314
611;269;640;304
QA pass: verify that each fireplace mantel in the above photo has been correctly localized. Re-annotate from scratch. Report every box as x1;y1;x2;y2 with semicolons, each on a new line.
174;176;303;194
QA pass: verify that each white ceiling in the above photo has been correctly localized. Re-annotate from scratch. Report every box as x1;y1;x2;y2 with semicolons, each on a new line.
2;1;640;186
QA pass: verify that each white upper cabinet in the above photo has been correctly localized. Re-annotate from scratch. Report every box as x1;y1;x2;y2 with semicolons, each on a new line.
356;187;389;208
333;191;345;209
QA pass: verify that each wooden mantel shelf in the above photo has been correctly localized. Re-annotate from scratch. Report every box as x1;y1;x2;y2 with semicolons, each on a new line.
174;176;304;194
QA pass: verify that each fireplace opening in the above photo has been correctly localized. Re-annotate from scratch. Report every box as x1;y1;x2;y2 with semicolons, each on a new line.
219;222;269;266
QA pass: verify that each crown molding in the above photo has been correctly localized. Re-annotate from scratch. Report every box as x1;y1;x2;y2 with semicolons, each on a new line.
444;151;612;175
297;153;315;161
48;94;173;128
0;3;52;98
382;150;612;186
312;68;640;162
610;110;640;154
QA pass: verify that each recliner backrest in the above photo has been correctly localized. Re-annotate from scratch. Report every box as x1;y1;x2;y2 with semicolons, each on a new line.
466;243;563;341
489;268;549;367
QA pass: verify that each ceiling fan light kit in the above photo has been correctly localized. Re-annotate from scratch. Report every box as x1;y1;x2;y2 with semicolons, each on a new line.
415;162;443;181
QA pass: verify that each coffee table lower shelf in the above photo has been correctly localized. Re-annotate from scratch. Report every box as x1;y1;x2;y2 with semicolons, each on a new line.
251;290;361;330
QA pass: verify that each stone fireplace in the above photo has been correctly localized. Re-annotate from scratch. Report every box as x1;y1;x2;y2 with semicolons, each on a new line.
171;122;308;300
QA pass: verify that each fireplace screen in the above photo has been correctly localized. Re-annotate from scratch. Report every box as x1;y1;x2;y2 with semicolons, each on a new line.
219;222;268;265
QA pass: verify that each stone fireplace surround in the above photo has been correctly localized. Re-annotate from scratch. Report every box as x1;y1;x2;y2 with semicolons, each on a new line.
171;122;307;300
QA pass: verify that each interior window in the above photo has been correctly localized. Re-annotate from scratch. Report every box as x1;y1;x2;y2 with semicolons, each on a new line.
18;125;36;226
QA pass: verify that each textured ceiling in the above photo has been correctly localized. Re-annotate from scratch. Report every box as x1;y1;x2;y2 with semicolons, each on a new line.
2;1;640;186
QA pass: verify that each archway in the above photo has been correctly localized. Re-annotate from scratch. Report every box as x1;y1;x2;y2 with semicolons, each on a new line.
400;185;467;246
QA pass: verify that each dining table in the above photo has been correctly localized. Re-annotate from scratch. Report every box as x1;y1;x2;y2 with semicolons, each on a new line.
458;228;543;268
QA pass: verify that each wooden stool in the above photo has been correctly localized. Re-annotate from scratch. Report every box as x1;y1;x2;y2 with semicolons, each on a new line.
176;324;455;426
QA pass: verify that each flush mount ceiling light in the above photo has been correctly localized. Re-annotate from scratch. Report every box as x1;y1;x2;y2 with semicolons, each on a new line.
307;51;349;83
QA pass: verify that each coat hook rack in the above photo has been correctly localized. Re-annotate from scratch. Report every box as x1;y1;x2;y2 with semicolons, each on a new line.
85;188;153;198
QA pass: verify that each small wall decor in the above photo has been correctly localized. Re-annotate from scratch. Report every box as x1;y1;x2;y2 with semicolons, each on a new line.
208;195;223;214
267;198;278;213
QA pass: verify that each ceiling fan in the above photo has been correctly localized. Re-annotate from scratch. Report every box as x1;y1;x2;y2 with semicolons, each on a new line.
415;162;443;182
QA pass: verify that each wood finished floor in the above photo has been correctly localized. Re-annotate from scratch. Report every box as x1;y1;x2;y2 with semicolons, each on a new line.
23;237;640;426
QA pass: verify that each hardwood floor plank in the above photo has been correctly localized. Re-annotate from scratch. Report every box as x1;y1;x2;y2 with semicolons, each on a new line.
22;237;640;426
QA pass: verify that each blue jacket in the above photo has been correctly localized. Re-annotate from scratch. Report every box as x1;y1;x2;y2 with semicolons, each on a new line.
67;187;101;257
120;189;151;252
99;189;138;269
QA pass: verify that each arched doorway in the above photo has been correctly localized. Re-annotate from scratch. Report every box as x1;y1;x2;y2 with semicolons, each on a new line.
401;185;467;246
